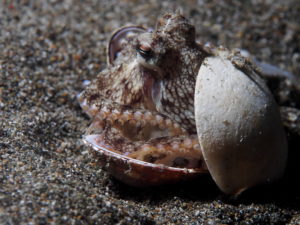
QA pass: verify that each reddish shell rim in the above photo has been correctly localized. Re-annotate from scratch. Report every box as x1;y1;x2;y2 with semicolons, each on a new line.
84;134;208;174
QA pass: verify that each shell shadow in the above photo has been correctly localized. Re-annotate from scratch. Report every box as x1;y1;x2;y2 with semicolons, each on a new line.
109;173;219;203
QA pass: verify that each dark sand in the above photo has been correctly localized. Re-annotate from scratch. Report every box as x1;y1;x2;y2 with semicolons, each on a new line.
1;1;300;224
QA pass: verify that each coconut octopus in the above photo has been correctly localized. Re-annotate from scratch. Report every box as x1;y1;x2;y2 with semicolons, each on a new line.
78;13;288;195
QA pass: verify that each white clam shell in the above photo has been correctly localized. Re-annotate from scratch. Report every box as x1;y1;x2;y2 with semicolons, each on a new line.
195;50;288;195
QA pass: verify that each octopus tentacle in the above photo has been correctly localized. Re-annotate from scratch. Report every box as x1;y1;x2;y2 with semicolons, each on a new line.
128;136;203;168
86;122;204;169
82;99;204;168
97;107;187;137
81;97;188;137
79;92;185;135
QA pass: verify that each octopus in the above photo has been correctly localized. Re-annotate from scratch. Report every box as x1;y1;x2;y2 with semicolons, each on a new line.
80;13;208;167
78;12;288;194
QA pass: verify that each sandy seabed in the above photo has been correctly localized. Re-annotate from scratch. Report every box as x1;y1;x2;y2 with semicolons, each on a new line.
1;1;300;224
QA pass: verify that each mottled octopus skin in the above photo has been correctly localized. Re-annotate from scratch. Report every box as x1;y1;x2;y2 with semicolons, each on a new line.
80;13;210;173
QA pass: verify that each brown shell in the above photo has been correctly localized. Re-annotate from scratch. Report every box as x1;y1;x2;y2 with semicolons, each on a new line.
85;135;208;187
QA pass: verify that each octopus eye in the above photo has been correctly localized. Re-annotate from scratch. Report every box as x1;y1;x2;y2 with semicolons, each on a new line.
137;43;153;59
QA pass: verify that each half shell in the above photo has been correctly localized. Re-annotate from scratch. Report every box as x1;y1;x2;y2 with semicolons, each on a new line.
194;50;288;195
84;135;207;187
